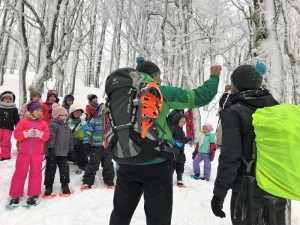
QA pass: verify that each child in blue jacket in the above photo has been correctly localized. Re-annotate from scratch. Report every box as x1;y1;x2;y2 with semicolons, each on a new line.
82;103;115;189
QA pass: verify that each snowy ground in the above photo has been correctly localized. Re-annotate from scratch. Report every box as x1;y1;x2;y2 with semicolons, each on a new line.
0;73;299;225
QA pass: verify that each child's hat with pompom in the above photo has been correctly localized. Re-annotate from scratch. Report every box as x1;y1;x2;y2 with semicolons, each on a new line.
28;85;41;99
52;103;68;120
135;56;161;77
231;61;266;91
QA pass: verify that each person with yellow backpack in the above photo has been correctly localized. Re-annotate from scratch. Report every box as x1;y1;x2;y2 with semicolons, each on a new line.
211;62;288;225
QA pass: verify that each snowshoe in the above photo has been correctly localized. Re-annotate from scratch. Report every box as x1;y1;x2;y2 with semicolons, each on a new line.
176;180;186;188
59;186;74;197
23;196;40;208
105;181;115;189
81;184;97;191
190;174;201;180
6;198;20;209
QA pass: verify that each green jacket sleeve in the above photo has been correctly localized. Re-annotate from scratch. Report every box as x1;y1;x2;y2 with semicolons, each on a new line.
159;75;219;109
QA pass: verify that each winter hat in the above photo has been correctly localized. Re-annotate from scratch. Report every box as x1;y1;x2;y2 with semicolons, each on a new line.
203;123;213;132
231;61;266;91
0;91;15;102
69;102;86;115
87;94;97;102
47;90;58;99
28;85;41;99
28;102;43;114
135;56;161;77
52;103;68;119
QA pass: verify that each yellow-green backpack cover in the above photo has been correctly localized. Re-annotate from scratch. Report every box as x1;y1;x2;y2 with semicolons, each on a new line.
253;104;300;201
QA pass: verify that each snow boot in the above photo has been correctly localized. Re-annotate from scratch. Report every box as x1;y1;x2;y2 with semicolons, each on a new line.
62;185;71;194
44;185;53;196
8;197;19;205
26;196;39;206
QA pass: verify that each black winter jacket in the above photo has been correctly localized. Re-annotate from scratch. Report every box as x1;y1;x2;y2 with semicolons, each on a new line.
171;113;188;152
213;89;278;200
0;102;19;131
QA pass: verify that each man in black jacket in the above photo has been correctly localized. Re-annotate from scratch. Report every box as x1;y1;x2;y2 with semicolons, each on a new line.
211;63;287;225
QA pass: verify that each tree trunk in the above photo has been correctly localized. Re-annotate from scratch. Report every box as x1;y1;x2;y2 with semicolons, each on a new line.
262;0;283;102
9;42;18;74
95;17;107;88
0;3;14;85
32;0;63;90
35;0;46;74
70;48;79;95
18;0;29;105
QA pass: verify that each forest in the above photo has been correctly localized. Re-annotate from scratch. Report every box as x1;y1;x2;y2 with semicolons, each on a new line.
0;0;299;105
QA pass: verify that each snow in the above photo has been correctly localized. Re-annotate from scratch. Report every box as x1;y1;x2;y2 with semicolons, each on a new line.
0;73;300;225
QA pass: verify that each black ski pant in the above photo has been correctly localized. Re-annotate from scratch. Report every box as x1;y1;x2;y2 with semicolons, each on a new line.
172;152;186;180
109;160;173;225
230;184;287;225
44;156;70;186
74;141;88;169
82;146;114;186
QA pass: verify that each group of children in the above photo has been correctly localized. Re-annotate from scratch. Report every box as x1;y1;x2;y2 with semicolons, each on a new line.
0;86;217;206
0;88;115;207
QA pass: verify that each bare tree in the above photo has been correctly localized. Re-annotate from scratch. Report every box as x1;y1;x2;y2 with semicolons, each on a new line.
18;0;29;105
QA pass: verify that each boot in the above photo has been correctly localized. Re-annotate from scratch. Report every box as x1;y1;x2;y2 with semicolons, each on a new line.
44;185;53;196
8;197;19;205
62;185;71;194
27;196;39;205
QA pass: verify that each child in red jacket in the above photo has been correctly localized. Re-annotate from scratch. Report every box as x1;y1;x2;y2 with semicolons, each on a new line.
86;94;99;119
7;102;50;207
42;90;59;124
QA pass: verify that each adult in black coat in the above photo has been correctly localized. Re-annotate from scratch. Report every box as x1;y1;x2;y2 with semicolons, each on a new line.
211;63;287;225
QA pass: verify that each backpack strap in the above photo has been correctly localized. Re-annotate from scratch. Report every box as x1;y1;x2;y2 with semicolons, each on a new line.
240;139;257;174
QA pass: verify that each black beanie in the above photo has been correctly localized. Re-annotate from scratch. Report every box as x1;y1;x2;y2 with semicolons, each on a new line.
87;94;97;102
135;56;161;77
231;64;265;91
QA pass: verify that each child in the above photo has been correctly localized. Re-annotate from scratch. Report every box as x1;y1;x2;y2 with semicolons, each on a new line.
192;123;216;181
44;103;73;196
8;102;50;206
185;109;194;146
82;103;115;189
86;94;99;119
0;91;20;160
19;86;43;120
62;94;74;120
42;90;59;124
170;113;188;186
67;103;89;172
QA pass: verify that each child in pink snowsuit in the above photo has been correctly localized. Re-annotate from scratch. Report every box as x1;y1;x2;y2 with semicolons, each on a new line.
8;102;50;206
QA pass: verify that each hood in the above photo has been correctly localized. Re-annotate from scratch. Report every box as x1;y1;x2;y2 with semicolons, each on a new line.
172;113;186;126
63;94;74;104
230;89;278;109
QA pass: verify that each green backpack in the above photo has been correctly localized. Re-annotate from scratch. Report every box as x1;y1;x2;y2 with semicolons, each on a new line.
253;104;300;201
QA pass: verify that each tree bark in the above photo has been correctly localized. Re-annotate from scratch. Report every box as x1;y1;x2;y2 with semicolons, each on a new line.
18;0;29;105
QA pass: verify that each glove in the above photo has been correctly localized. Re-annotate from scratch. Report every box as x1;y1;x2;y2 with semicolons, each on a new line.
25;128;36;138
80;113;87;125
23;130;29;138
33;129;43;138
211;195;226;218
48;147;56;158
83;143;91;155
210;65;222;76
